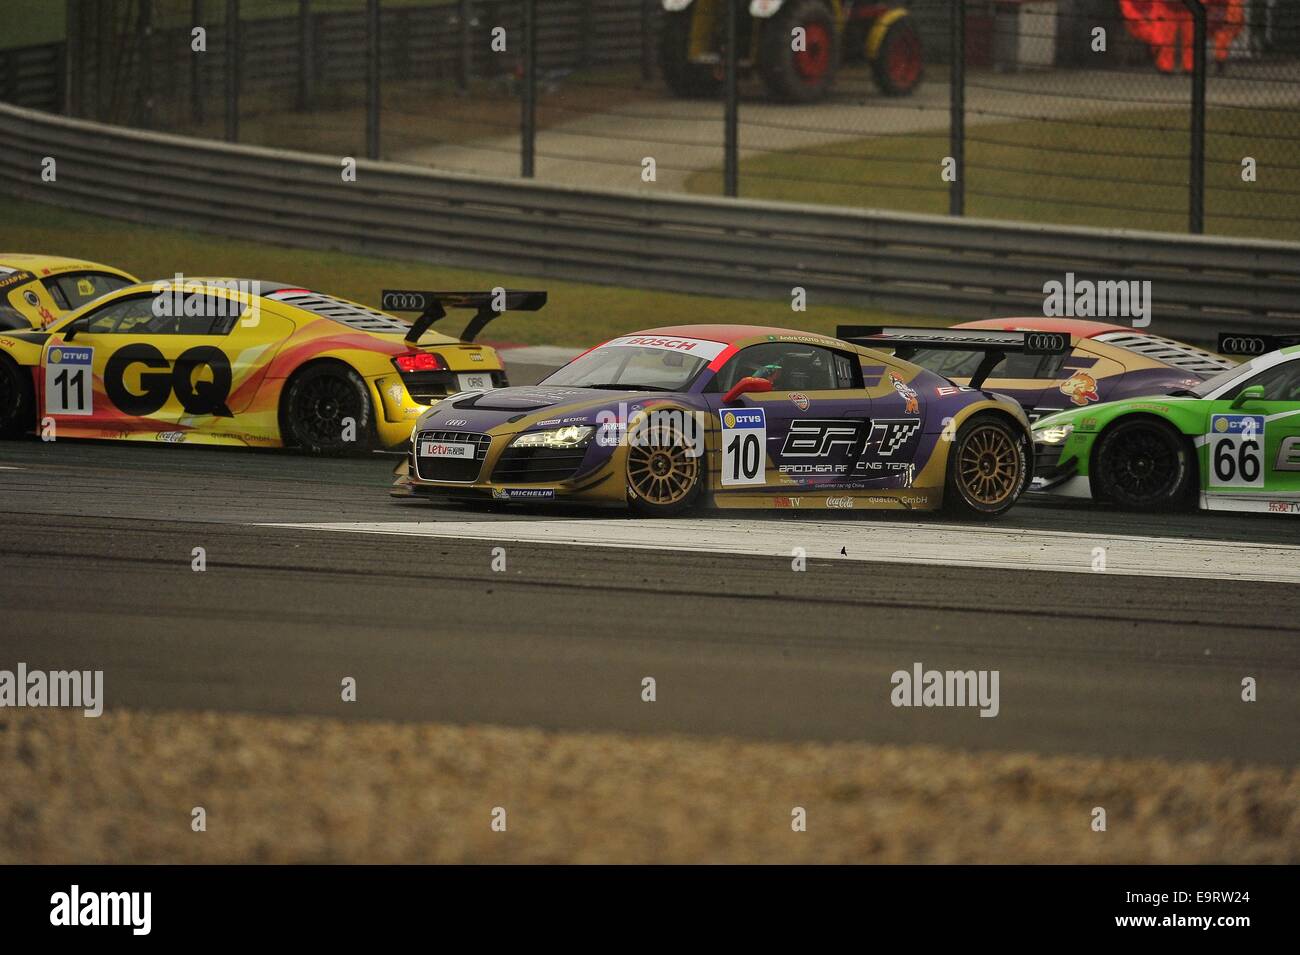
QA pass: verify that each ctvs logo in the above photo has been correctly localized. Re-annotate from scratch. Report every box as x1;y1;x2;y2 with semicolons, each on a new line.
103;344;234;416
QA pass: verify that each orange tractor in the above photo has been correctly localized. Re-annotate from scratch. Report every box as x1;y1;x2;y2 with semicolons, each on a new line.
659;0;924;102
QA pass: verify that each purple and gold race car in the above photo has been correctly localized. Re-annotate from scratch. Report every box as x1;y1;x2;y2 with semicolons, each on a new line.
899;318;1235;422
392;321;1068;518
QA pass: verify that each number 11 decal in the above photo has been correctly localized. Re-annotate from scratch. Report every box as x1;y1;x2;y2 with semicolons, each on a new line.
720;407;766;486
45;346;95;415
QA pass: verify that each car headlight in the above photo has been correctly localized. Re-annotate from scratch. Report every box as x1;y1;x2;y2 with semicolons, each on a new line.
1034;423;1074;445
510;425;595;449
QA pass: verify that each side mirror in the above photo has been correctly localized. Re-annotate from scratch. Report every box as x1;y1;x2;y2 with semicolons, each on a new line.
1231;384;1265;408
722;376;773;404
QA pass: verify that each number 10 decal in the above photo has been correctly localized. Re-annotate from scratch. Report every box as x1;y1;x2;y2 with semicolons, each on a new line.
720;407;766;486
44;346;94;416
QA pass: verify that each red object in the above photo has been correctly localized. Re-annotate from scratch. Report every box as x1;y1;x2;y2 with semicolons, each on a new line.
957;317;1139;338
794;21;833;81
394;352;445;372
1118;0;1245;72
723;376;774;404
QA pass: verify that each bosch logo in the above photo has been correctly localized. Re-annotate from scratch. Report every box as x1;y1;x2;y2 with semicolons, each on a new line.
381;292;428;312
1218;335;1267;356
1024;332;1068;355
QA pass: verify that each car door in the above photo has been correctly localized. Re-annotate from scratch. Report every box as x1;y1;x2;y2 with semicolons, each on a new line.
1202;355;1300;511
705;341;870;492
42;289;289;436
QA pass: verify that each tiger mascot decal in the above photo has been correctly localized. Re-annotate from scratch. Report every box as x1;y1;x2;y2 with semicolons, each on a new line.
1060;371;1100;406
890;372;920;414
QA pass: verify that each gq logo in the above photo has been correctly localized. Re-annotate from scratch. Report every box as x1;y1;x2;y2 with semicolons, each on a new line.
105;344;234;416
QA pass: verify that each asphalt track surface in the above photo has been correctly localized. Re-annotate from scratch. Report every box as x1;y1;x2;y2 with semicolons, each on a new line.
2;433;1297;767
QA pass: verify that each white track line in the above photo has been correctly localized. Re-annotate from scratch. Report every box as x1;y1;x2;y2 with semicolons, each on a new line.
259;518;1300;584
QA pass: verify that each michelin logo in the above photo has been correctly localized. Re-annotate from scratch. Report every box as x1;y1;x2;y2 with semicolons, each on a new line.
492;488;556;500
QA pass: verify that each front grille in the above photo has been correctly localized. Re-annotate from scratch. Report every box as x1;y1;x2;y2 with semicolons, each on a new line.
491;445;589;484
1032;443;1076;487
414;430;491;483
400;370;507;404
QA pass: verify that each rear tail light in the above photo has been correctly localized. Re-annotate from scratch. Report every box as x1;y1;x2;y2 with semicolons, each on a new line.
394;352;446;372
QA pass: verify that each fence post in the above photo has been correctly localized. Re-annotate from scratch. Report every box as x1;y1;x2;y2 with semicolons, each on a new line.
641;0;654;83
458;0;472;90
949;0;965;217
298;0;314;110
140;0;154;128
367;0;381;160
1184;0;1207;234
225;0;239;142
724;0;739;197
63;0;75;115
192;0;205;124
521;0;536;178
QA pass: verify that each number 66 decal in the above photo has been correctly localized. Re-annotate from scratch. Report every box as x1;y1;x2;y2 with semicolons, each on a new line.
1208;414;1265;489
720;407;766;486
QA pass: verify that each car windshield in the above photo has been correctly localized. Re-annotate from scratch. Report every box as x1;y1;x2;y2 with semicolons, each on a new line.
541;344;710;392
43;272;135;311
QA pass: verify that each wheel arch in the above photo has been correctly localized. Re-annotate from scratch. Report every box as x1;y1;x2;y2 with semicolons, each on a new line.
0;350;37;434
276;356;371;445
1089;411;1200;500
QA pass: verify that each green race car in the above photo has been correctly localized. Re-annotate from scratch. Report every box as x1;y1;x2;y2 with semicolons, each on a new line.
1032;334;1300;515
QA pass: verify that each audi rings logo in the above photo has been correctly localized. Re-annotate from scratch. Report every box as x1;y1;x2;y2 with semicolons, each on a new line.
1218;335;1268;356
1024;332;1068;355
381;291;428;312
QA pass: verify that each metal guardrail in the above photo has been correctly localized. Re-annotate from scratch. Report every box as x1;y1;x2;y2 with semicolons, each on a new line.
1;101;1298;345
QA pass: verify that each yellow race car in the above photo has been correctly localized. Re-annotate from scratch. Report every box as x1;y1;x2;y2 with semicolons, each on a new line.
0;254;139;330
0;277;543;453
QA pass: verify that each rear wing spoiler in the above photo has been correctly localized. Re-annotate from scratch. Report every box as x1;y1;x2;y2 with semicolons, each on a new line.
381;289;547;344
1216;333;1300;357
836;325;1071;390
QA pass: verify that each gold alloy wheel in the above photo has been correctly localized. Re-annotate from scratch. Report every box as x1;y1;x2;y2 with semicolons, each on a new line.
626;435;700;506
957;424;1022;507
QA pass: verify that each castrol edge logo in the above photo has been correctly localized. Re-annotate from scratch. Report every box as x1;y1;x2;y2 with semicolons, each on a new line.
602;335;729;360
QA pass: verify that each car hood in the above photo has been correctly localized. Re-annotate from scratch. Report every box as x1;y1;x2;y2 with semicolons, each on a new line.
417;386;676;433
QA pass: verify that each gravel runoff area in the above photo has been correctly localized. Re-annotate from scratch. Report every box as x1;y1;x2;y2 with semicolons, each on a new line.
2;709;1295;864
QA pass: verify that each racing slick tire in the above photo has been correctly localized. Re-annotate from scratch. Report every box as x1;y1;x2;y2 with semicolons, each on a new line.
0;356;34;438
625;419;703;517
660;11;723;98
281;362;374;456
943;414;1030;519
1092;418;1193;511
759;0;840;103
870;15;924;97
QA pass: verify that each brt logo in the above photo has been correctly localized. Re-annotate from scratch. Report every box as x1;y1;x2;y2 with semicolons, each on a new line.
105;344;234;417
